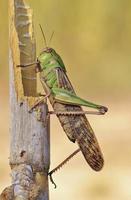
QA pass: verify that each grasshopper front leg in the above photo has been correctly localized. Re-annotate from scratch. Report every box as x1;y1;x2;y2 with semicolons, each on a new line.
17;61;40;73
29;92;51;113
17;62;39;68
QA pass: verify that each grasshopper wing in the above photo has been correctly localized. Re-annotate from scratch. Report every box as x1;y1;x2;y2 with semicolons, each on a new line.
49;68;104;171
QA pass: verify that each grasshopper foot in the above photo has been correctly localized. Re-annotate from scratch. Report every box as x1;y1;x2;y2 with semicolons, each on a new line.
28;108;34;113
99;106;108;114
19;102;23;107
48;172;57;189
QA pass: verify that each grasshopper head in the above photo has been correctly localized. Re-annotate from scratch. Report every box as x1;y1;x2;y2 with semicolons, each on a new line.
40;47;56;55
38;47;56;68
42;47;53;53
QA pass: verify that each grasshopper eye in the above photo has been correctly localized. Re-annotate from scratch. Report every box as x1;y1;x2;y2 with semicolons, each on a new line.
41;47;52;53
46;48;52;53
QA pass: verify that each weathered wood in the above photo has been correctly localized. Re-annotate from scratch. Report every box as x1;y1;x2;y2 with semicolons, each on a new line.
0;0;50;199
9;57;50;199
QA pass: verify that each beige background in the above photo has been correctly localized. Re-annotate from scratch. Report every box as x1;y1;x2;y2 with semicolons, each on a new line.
0;0;131;199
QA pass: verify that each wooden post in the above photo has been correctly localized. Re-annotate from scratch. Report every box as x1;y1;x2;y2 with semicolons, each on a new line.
0;0;50;199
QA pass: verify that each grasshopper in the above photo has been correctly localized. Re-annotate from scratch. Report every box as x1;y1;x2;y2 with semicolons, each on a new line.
19;25;108;187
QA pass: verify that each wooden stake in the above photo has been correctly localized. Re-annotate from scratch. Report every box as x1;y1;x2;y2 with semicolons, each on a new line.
0;0;50;199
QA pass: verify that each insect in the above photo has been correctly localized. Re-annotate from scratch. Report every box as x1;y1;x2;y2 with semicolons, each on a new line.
19;25;108;187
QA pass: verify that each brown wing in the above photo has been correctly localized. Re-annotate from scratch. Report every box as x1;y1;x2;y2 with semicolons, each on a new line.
49;68;104;171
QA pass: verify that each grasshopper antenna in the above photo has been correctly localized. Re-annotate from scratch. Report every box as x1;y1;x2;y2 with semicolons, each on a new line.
39;24;47;47
49;31;54;46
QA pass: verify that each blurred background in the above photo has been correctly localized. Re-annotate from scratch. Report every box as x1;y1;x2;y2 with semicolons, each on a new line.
0;0;131;199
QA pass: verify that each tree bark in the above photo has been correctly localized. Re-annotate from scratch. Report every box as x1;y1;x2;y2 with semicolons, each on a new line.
0;0;50;199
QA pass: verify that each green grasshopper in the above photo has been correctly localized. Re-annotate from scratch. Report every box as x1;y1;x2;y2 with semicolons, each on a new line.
19;25;108;187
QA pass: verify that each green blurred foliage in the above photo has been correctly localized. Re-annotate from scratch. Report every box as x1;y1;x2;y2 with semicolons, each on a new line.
1;0;131;97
